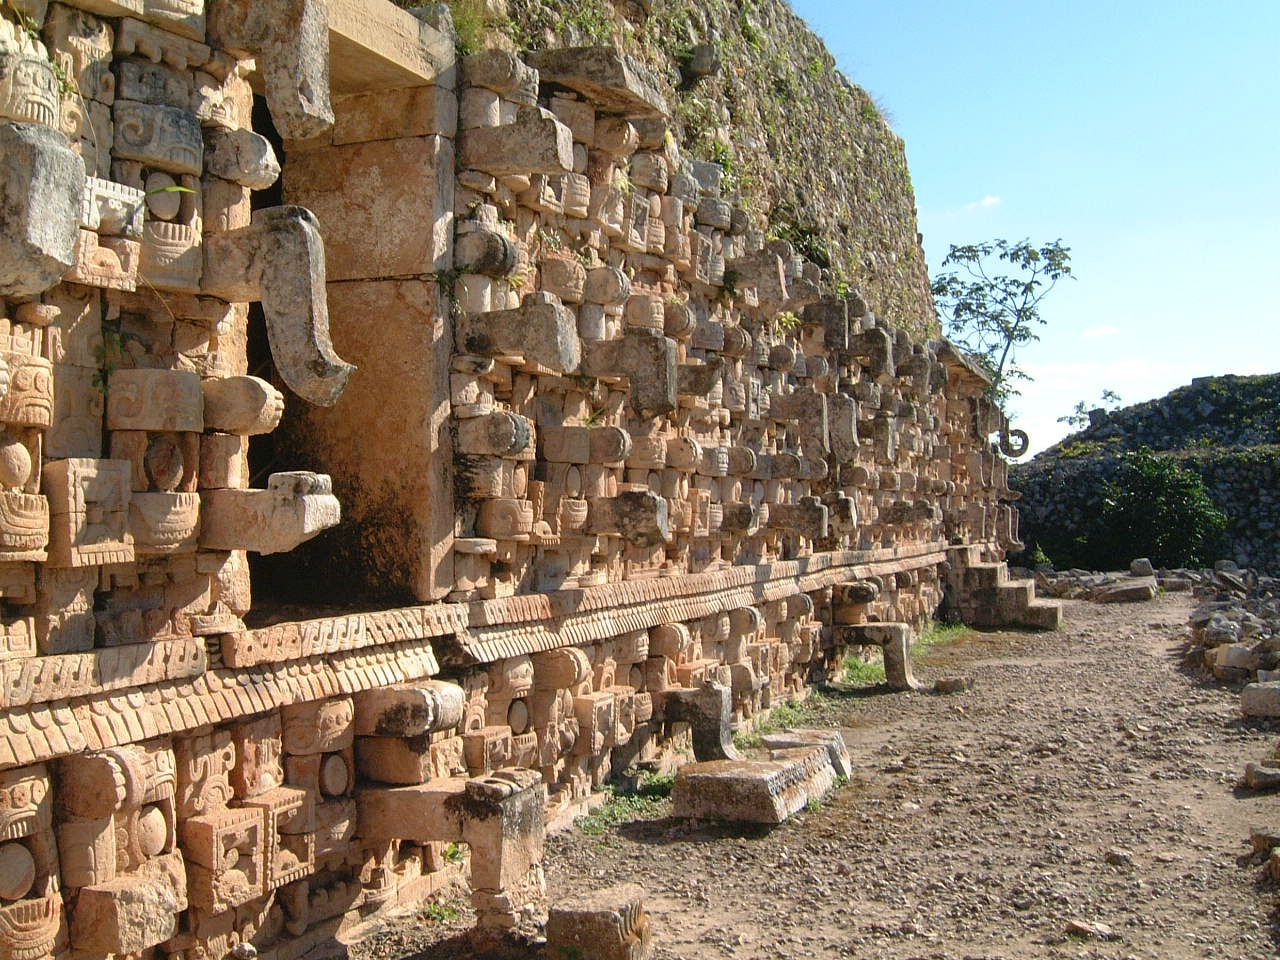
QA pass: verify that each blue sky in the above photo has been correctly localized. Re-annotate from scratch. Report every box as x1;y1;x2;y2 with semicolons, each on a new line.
788;0;1280;454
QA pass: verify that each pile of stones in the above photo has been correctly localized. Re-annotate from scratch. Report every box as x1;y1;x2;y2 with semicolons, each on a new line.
1182;563;1280;695
1030;558;1172;603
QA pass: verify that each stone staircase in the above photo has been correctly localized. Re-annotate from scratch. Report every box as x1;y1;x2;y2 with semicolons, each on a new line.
948;546;1063;630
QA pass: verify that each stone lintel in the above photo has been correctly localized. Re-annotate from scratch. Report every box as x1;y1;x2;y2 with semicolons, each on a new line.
327;0;455;94
524;47;668;118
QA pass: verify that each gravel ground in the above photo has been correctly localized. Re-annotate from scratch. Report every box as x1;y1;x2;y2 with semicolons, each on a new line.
352;594;1280;959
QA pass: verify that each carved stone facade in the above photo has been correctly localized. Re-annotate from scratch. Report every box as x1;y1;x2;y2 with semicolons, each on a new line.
0;0;1058;955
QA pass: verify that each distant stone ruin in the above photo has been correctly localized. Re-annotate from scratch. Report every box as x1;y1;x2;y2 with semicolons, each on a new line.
1014;374;1280;573
0;0;1058;953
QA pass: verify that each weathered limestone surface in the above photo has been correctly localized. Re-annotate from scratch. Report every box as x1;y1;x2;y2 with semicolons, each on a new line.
284;136;454;283
279;279;456;602
0;3;1051;955
672;743;838;823
0;123;86;296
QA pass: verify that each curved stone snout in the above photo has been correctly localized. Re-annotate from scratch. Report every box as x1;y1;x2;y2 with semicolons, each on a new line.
203;206;356;407
207;0;334;140
199;471;340;555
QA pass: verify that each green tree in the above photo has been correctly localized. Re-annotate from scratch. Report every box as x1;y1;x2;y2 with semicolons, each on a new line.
931;238;1073;406
1092;449;1226;568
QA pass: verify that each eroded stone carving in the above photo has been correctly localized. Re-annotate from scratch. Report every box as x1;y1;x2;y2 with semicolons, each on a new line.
207;0;333;140
0;122;85;297
203;206;355;406
200;471;339;554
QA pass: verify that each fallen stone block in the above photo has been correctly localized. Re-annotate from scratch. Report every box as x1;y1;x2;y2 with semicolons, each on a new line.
759;728;851;778
1250;826;1280;854
1065;919;1117;941
1244;762;1280;790
1129;557;1155;576
546;882;653;960
671;744;836;824
1214;642;1262;673
1096;580;1157;603
1241;682;1280;718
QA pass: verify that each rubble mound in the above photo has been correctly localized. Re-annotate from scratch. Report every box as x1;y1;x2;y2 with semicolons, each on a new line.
1012;373;1280;574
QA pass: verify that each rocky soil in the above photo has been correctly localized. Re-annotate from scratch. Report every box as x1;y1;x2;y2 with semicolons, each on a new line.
351;593;1280;959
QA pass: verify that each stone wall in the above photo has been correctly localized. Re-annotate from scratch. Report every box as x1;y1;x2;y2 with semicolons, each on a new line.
1051;374;1280;455
1014;446;1280;574
428;0;938;336
0;0;1045;955
1012;374;1280;573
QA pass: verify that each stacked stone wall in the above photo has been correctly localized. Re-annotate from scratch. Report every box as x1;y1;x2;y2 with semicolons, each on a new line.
0;0;1036;954
428;0;938;335
1014;446;1280;574
1012;374;1280;573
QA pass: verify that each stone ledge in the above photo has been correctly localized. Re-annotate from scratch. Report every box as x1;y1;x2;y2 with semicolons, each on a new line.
327;0;455;93
0;542;961;721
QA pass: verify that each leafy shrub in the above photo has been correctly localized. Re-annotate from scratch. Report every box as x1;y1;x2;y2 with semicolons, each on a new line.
1087;449;1226;569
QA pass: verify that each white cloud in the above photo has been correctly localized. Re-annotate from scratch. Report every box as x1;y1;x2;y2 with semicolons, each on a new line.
1082;324;1121;339
963;194;1002;211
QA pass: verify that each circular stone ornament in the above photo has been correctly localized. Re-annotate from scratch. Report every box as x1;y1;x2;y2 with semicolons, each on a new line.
0;843;35;901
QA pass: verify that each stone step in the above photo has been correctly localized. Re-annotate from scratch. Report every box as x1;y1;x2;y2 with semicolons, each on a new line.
999;578;1035;607
1017;599;1063;631
965;561;1008;589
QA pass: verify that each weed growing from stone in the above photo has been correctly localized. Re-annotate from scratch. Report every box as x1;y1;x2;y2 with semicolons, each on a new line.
423;902;460;923
842;621;973;687
576;772;674;836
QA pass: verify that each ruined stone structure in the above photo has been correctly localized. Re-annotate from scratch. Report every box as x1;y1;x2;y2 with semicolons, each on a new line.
0;0;1058;954
1014;374;1280;574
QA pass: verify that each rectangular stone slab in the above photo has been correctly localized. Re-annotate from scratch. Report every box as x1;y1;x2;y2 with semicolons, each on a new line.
327;0;454;94
524;47;668;118
759;729;852;779
671;745;836;824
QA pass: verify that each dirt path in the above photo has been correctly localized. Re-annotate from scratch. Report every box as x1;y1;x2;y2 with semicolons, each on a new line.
354;594;1280;959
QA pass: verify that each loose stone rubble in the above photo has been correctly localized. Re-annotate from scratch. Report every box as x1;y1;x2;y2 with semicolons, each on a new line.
1031;557;1187;603
0;0;1061;954
1180;563;1280;695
